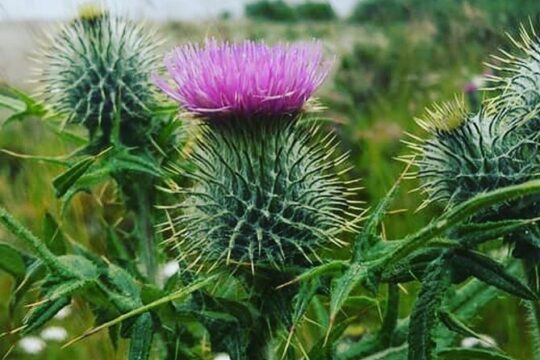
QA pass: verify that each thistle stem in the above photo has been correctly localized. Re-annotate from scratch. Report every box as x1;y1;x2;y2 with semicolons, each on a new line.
133;185;157;282
380;179;540;269
0;207;73;277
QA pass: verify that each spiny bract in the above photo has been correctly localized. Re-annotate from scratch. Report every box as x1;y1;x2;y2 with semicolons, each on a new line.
37;10;161;140
156;39;358;270
160;118;359;269
411;26;540;260
411;100;540;211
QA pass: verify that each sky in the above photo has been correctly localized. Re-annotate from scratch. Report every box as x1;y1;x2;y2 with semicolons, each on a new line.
0;0;359;21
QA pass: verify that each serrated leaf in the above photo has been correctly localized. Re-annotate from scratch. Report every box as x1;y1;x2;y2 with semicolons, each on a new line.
0;88;46;126
109;150;162;177
128;312;154;360
44;278;90;301
43;212;66;255
282;279;322;357
60;165;112;213
276;260;348;289
57;255;99;280
352;179;402;262
437;348;516;360
22;296;71;334
0;243;26;279
329;263;368;327
450;219;533;247
381;248;443;284
53;156;96;197
107;264;140;300
438;309;482;340
451;249;537;300
408;256;450;360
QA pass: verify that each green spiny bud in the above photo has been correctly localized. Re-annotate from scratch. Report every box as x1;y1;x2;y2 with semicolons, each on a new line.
160;118;360;270
412;97;540;259
36;10;161;142
487;24;540;131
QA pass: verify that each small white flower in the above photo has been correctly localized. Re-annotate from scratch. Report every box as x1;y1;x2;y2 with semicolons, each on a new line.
18;336;46;354
161;260;180;279
40;326;68;342
53;305;72;320
214;353;231;360
461;334;497;349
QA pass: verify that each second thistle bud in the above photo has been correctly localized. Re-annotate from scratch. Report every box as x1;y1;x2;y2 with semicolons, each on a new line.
37;8;161;144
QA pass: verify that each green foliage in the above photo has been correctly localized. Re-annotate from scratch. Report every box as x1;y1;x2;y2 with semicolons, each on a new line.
0;243;26;280
245;1;297;22
245;1;336;22
408;256;450;360
295;2;336;21
350;0;540;28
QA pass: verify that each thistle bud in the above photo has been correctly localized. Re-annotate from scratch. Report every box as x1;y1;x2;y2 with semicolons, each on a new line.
37;8;161;143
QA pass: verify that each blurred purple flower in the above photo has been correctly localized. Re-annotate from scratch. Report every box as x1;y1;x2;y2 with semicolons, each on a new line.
154;39;331;120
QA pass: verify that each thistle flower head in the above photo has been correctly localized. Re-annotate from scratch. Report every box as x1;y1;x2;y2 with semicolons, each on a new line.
156;40;358;271
37;10;161;141
154;39;330;121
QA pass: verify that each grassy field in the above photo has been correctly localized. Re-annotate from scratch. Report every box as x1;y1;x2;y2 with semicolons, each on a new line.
0;2;538;358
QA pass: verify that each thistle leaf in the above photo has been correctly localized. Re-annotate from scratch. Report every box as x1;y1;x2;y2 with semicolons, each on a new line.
381;248;443;284
0;87;46;126
128;312;154;360
451;219;536;247
22;296;71;335
329;263;368;330
309;317;356;360
43;212;67;255
438;309;482;340
109;150;162;177
451;249;537;300
408;256;450;360
63;275;217;348
0;243;26;280
53;156;96;197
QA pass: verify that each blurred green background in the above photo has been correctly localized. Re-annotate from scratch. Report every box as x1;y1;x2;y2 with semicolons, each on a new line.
1;0;540;358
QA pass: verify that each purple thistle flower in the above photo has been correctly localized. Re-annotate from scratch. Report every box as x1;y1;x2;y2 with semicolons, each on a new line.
154;39;331;120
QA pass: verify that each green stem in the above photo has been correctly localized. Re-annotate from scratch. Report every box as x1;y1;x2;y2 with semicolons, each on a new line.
0;207;73;277
133;184;157;282
380;179;540;269
380;284;400;345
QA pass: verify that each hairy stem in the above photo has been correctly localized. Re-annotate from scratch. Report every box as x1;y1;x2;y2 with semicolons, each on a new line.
380;179;540;269
0;207;73;277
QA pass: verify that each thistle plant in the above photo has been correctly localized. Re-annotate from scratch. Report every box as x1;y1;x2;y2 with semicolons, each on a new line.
3;8;540;360
156;40;360;270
